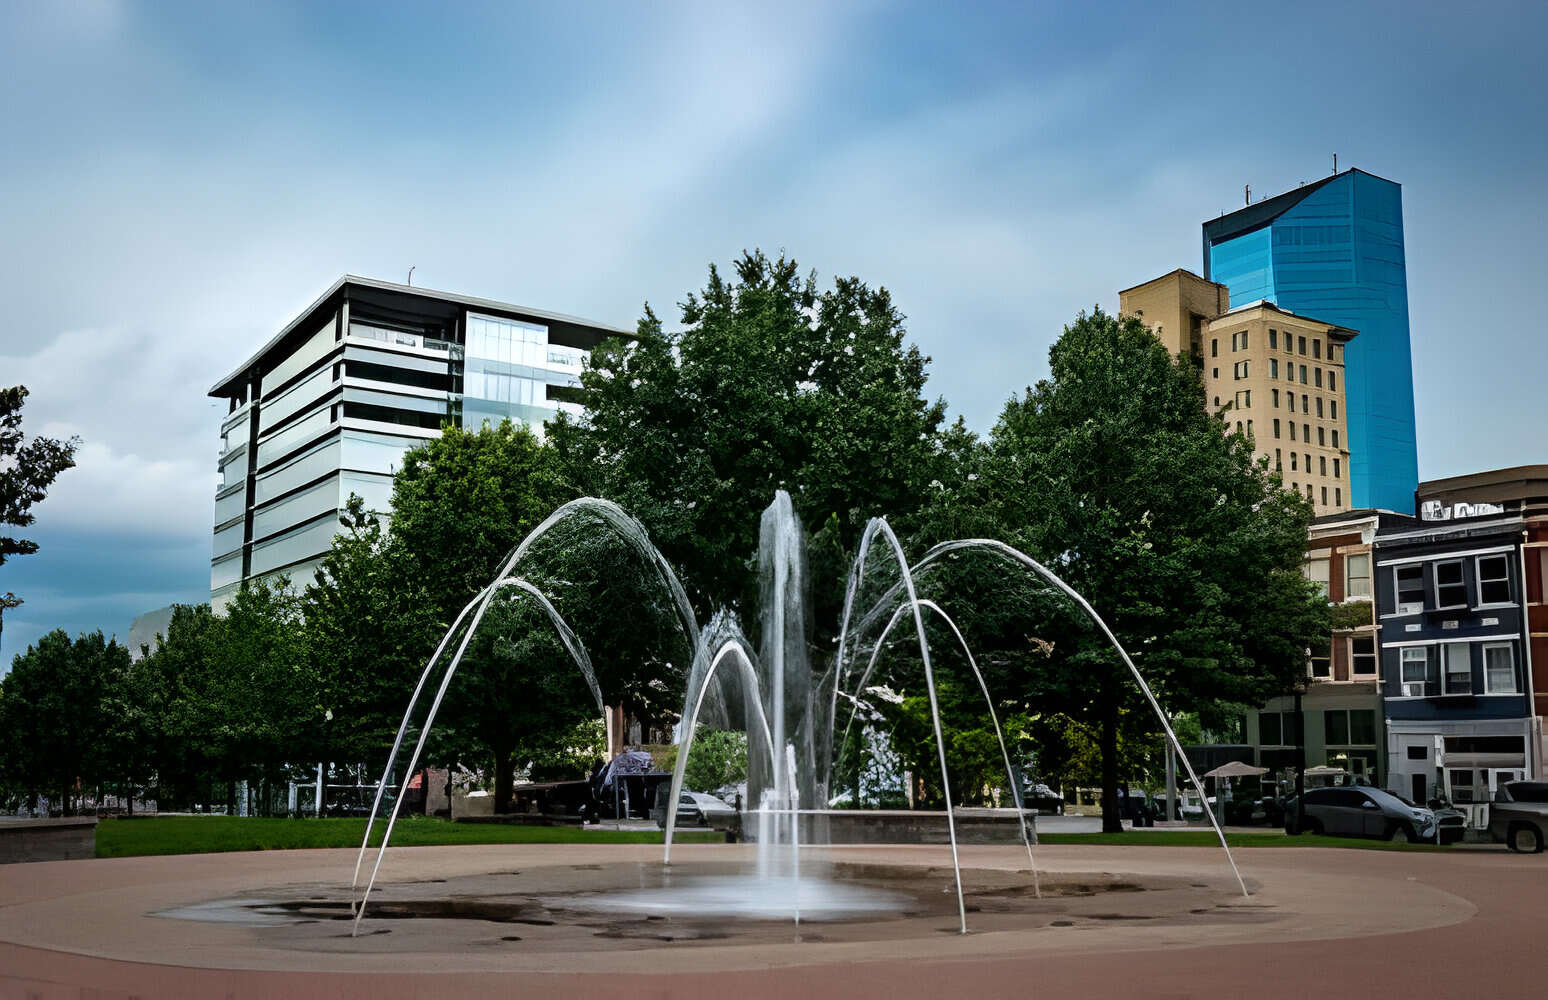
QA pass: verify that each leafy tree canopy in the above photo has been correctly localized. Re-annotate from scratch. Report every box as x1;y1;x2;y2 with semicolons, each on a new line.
0;386;79;636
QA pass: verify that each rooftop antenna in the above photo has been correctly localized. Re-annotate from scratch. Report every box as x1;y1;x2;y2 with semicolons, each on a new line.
1332;153;1337;175
407;266;416;287
1245;184;1251;206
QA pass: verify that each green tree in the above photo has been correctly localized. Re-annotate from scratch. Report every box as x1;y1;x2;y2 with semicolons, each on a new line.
974;308;1327;832
0;629;128;813
304;496;440;773
551;249;950;632
386;420;615;811
0;386;79;639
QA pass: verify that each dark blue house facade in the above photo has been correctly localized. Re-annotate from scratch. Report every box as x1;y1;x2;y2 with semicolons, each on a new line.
1203;169;1419;513
1376;509;1534;826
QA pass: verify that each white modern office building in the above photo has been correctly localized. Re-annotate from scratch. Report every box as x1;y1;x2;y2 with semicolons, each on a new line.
209;276;630;609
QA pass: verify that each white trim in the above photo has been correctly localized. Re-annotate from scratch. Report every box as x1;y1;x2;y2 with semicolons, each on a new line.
1385;694;1524;701
1378;520;1524;544
1381;634;1521;648
1377;544;1516;567
1475;552;1513;607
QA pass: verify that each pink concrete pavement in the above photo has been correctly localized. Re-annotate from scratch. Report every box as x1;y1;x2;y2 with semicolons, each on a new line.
0;842;1541;999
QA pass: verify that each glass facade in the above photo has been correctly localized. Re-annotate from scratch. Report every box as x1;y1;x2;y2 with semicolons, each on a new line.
462;312;585;430
1205;171;1418;512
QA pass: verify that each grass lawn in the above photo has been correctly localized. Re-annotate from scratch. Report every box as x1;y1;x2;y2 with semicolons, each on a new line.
1039;830;1449;852
96;815;724;859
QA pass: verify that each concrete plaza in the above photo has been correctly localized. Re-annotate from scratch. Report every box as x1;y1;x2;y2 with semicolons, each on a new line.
0;840;1540;998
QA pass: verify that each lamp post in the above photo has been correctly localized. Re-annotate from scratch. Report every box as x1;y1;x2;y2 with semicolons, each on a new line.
1295;646;1310;833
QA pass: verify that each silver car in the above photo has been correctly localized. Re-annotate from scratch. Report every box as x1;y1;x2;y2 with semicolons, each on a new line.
1285;786;1437;843
1488;781;1548;853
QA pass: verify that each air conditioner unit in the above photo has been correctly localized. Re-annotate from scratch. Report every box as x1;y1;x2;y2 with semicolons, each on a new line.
1402;682;1425;698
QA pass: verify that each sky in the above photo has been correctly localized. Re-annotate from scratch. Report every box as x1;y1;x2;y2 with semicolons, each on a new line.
2;0;1545;667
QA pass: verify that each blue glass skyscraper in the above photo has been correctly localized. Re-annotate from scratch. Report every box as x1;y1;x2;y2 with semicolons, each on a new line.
1203;169;1418;512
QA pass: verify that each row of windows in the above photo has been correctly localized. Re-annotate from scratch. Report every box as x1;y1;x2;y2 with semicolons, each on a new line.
1309;636;1378;679
1273;419;1341;451
1218;358;1337;392
1305;552;1372;600
1391;554;1514;614
1398;642;1517;696
1211;328;1341;362
1276;389;1336;419
1279;449;1341;479
1261;708;1375;746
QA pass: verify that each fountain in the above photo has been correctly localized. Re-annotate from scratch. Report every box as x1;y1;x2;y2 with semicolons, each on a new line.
351;491;1245;937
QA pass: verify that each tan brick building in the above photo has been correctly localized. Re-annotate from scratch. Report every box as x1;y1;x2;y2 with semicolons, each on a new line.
1120;270;1356;516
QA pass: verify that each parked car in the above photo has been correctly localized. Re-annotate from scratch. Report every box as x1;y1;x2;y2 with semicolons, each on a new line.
1488;780;1548;853
1284;786;1437;843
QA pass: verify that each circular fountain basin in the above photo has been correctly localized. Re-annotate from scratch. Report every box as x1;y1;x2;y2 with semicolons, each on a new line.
547;873;912;921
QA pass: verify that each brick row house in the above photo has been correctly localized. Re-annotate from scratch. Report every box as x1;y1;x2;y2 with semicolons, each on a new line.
1244;466;1547;831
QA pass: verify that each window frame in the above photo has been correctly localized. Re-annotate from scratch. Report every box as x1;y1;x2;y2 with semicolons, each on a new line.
1483;642;1517;694
1346;553;1372;599
1394;565;1425;615
1400;647;1427;696
1434;559;1468;610
1442;642;1472;695
1350;634;1377;674
1475;554;1512;607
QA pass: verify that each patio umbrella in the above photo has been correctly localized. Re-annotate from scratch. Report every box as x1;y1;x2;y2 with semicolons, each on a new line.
1203;761;1268;778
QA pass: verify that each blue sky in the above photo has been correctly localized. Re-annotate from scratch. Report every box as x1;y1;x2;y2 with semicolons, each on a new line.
2;0;1545;666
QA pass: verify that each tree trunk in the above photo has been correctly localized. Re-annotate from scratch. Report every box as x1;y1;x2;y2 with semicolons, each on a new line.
494;752;514;814
1100;677;1122;834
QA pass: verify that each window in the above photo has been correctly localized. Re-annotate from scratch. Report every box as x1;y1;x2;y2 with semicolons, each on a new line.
1435;560;1467;608
1247;419;1253;438
1318;426;1326;447
1302;393;1309;411
1288;394;1296;412
1315;368;1323;388
1269;329;1278;349
1450;769;1477;804
1290;422;1297;442
1351;635;1376;674
1244;390;1251;408
1330;400;1337;419
1305;557;1330;598
1325;710;1348;745
1401;648;1428;696
1236;420;1243;434
1270;358;1279;379
1211;339;1218;358
1275;448;1282;471
1442;643;1471;694
1273;388;1280;407
1305;454;1312;474
1212;368;1219;379
1335;487;1341;506
1407;745;1427;761
1395;565;1424;614
1241;330;1249;350
1313;338;1322;359
1273;419;1281;439
1332;429;1339;448
1261;712;1281;745
1477;555;1511;605
1214;396;1220;407
1310;640;1331;676
1291;452;1298;471
1333;457;1340;479
1484;643;1517;693
1350;710;1375;745
1300;364;1308;384
1346;553;1372;598
1329;371;1336;392
1298;336;1307;355
1320;455;1327;476
1316;397;1324;418
1321;486;1329;506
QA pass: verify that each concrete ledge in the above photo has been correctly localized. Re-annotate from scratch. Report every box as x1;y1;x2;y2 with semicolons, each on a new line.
0;817;98;864
744;809;1037;845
